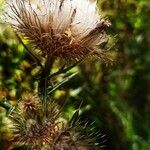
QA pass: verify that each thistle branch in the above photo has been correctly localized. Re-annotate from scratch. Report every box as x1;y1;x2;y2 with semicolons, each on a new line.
48;72;78;95
48;60;81;79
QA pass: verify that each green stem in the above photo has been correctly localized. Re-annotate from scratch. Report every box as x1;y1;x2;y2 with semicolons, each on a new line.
48;59;82;79
48;72;78;95
39;54;54;116
0;98;14;112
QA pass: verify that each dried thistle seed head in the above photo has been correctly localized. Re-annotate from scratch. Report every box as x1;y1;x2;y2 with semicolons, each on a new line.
5;0;111;62
52;127;100;150
9;111;58;149
52;121;101;150
10;116;53;149
9;93;104;149
9;94;61;149
18;93;41;114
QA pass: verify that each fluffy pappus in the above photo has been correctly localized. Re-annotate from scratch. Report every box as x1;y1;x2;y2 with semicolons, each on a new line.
5;0;111;62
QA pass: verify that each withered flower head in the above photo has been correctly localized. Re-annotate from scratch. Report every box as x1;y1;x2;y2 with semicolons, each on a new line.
52;110;104;150
5;0;111;62
18;93;41;114
52;123;100;150
9;93;60;149
9;93;104;149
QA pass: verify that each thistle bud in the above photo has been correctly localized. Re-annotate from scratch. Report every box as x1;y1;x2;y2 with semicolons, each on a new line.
9;93;59;149
18;93;41;115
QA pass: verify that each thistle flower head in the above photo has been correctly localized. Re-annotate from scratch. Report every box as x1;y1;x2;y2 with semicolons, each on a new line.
5;0;111;62
9;93;60;149
18;93;41;114
9;93;104;149
52;124;100;150
52;110;101;150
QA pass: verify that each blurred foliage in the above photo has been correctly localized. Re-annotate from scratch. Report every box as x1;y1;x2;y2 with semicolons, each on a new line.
0;0;150;149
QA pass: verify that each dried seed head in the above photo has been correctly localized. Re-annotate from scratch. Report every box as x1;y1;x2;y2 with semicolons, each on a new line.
18;93;41;115
9;93;104;149
10;116;54;149
5;0;111;62
52;110;102;150
52;122;100;150
9;93;60;149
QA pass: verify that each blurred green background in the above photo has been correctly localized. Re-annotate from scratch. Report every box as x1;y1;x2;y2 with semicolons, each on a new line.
0;0;150;149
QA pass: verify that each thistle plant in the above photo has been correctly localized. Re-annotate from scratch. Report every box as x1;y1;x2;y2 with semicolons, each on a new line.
0;0;113;149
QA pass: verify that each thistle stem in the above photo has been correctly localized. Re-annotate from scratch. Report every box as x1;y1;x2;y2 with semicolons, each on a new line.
39;54;54;117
